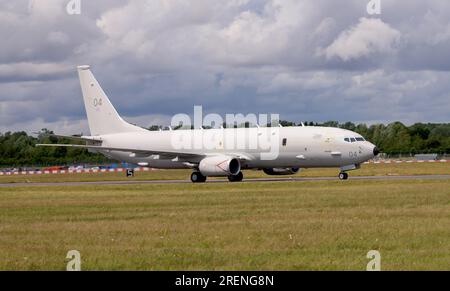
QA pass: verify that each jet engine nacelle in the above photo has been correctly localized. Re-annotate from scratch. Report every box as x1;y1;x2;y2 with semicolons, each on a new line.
199;156;241;177
263;167;301;176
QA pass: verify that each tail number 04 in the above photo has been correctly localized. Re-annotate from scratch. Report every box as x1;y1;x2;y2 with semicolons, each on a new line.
93;98;103;107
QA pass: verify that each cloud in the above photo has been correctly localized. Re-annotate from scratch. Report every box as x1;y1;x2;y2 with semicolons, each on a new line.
323;17;401;61
0;62;72;83
0;0;449;135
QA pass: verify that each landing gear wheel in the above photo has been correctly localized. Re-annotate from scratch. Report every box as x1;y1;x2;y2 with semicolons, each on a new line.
228;171;244;182
191;172;206;183
339;172;349;180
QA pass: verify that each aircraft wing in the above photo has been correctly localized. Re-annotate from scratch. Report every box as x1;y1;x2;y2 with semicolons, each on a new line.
36;144;254;163
36;144;204;159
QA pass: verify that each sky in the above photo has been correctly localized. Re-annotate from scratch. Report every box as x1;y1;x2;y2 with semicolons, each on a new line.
0;0;450;135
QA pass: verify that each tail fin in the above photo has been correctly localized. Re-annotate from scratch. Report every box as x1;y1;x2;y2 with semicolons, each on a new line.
77;65;146;136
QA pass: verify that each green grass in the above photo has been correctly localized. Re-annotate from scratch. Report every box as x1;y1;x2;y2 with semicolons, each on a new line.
0;162;449;184
0;178;449;270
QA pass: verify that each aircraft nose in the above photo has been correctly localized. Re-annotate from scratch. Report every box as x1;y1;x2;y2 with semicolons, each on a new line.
373;146;380;156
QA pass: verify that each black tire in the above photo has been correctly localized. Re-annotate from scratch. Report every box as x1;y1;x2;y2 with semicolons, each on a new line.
228;171;243;182
339;172;349;180
191;172;206;183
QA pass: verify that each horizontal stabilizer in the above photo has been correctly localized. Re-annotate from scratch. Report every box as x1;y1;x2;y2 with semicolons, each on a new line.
39;134;103;143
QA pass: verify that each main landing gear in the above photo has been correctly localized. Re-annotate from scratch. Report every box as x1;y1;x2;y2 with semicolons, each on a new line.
190;171;244;183
228;171;244;182
338;172;349;180
191;171;207;183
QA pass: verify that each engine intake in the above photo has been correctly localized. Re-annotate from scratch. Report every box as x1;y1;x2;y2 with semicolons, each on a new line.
263;167;301;176
199;156;241;177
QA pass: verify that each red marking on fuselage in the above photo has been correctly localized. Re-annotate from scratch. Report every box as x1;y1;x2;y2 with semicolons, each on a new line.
216;160;230;173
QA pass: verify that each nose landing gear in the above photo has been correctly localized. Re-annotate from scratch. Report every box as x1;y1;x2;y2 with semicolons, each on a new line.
339;164;359;180
339;172;349;180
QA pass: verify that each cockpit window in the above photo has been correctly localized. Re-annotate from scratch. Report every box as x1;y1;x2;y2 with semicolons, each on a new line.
345;137;365;143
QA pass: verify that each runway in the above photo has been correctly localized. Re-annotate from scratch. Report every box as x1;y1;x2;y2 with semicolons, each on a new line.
0;174;449;188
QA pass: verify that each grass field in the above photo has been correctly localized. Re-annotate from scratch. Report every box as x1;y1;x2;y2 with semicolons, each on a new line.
0;163;449;270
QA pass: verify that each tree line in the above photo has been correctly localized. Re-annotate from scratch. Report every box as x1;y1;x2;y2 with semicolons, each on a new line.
1;122;449;167
0;129;109;167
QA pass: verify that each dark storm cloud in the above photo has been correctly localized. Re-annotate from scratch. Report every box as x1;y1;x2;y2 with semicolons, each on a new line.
0;0;449;134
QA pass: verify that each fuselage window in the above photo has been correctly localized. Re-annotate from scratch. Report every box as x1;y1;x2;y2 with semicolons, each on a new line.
282;138;287;146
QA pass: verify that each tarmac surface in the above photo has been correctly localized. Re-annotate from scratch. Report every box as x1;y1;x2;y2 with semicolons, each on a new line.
0;175;449;187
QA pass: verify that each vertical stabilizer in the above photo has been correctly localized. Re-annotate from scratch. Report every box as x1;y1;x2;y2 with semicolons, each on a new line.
77;65;146;136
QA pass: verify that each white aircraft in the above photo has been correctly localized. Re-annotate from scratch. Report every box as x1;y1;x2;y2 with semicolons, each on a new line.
37;66;379;183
